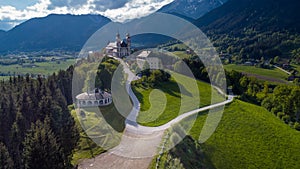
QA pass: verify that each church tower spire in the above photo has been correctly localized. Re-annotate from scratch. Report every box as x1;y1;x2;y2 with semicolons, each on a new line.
116;32;121;57
126;33;131;56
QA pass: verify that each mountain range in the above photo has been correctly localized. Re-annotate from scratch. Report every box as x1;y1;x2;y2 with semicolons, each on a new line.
0;14;111;54
0;0;299;58
0;0;226;54
159;0;228;19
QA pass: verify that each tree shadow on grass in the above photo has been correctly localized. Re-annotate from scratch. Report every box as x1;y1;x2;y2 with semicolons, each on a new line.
169;136;216;169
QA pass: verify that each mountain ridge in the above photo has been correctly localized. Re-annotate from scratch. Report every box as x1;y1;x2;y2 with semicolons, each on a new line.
0;14;111;53
159;0;228;19
196;0;300;33
194;0;300;60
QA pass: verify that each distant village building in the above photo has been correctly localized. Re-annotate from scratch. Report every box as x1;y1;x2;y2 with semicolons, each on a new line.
76;88;112;108
244;61;254;66
136;51;161;70
106;33;131;58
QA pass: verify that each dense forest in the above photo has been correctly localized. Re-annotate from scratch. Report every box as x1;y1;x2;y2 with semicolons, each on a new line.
0;67;79;169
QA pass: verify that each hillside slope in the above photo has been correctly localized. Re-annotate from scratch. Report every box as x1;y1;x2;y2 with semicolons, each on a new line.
188;100;300;168
159;0;228;19
196;0;300;33
0;14;111;53
0;30;5;36
195;0;300;60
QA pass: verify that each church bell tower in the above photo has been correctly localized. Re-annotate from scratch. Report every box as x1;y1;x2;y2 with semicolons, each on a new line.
126;33;131;56
116;32;121;57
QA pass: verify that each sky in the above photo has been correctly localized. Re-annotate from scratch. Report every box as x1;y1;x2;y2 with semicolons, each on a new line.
0;0;174;31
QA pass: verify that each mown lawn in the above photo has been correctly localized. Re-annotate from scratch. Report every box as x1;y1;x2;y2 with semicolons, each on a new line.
224;64;289;82
133;72;224;127
189;100;300;169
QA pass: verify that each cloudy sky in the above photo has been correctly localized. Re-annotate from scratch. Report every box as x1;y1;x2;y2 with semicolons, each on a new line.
0;0;174;31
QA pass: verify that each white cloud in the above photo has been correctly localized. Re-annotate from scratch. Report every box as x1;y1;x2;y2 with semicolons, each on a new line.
0;0;174;30
0;0;51;21
99;0;174;22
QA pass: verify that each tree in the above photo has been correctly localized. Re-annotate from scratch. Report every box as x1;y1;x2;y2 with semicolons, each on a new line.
274;56;280;64
23;119;65;169
0;142;14;169
9;121;22;169
262;96;273;111
291;87;300;121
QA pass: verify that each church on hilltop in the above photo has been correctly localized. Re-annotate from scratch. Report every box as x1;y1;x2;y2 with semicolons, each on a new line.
106;33;131;58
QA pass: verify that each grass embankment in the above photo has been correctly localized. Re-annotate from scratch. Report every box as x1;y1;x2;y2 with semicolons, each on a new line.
0;59;75;80
71;103;127;165
152;100;300;168
224;64;289;83
133;72;224;127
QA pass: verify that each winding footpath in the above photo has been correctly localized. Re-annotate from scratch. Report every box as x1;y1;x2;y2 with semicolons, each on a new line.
78;57;234;169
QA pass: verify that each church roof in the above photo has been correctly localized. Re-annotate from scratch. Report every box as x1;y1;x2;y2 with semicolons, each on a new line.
120;41;128;47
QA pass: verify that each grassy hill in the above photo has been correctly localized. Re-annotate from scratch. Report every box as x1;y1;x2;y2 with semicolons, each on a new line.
133;72;224;127
153;100;300;168
189;100;300;168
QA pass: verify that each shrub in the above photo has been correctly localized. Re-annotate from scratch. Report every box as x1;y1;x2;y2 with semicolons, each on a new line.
277;112;285;119
282;115;291;123
294;122;300;131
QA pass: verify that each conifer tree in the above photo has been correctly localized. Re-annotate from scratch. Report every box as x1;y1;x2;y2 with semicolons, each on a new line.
0;142;14;169
23;119;65;169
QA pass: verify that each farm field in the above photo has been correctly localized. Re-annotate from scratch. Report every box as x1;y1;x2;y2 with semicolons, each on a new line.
0;59;76;80
224;64;289;83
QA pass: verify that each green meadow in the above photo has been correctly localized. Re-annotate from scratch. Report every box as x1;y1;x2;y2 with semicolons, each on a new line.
188;100;300;168
151;100;300;168
133;72;224;127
